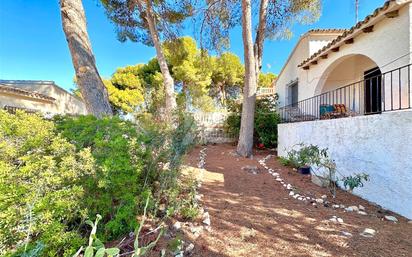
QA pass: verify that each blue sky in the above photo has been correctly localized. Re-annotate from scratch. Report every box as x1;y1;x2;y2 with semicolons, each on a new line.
0;0;385;92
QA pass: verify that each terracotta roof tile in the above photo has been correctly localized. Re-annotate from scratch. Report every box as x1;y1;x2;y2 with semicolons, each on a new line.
298;0;407;68
0;84;55;102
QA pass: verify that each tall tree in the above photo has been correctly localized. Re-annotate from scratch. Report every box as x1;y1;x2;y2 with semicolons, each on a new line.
237;0;257;157
163;37;214;111
198;0;321;156
210;52;244;105
258;72;277;88
254;0;320;81
103;65;145;113
101;0;193;117
59;0;113;117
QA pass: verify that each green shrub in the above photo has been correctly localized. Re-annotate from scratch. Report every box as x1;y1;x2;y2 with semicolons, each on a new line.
0;110;198;256
224;95;280;148
54;115;148;241
280;144;329;168
0;110;95;256
224;114;241;137
55;112;198;241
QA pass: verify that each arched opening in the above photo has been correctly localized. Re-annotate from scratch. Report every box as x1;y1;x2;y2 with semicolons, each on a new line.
315;54;382;115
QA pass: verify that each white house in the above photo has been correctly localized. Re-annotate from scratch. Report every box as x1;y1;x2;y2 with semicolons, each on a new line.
0;80;88;115
275;0;412;219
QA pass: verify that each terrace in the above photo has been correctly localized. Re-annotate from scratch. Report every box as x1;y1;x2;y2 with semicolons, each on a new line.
278;63;411;123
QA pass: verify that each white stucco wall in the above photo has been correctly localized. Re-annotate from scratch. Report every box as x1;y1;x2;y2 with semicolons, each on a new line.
0;93;56;112
275;33;342;107
321;55;376;93
276;2;412;106
278;110;412;219
15;82;88;115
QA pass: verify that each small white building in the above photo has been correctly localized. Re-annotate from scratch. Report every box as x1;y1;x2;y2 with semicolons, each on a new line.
275;0;412;218
0;80;88;115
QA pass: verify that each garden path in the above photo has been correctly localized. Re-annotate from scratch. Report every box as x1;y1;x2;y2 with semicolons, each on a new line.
179;144;411;257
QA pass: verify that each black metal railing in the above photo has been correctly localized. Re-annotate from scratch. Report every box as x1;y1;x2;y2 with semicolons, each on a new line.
279;64;412;123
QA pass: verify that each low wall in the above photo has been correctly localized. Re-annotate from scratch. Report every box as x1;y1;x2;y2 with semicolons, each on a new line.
278;110;412;219
192;112;236;144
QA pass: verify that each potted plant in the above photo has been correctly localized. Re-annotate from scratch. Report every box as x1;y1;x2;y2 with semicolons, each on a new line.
298;164;311;175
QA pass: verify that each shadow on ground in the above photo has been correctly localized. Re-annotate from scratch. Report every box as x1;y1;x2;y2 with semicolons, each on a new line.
179;144;411;257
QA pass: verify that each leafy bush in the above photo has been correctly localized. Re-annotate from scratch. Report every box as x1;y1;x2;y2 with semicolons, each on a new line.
224;95;280;148
55;115;144;241
280;144;328;168
0;110;95;256
281;143;370;197
343;173;369;192
55;112;198;241
0;110;198;256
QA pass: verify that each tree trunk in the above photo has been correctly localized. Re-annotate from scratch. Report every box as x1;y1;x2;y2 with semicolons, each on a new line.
60;0;112;117
220;83;226;106
254;0;269;85
237;0;257;157
144;0;177;118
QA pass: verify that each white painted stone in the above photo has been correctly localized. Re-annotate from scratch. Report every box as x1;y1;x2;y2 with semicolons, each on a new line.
358;211;368;216
315;199;324;204
360;228;376;238
384;215;398;222
359;205;366;211
345;207;354;212
203;212;211;226
337;218;344;223
173;221;182;231
348;206;359;212
289;191;295;196
329;217;337;222
321;195;327;199
185;243;195;253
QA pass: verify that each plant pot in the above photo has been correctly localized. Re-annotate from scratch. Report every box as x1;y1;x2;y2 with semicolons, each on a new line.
298;166;311;175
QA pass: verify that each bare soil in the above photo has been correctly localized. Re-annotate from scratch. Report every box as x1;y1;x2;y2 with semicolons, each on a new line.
172;144;412;257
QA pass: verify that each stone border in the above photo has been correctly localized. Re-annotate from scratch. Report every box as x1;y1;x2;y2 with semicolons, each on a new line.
258;154;399;225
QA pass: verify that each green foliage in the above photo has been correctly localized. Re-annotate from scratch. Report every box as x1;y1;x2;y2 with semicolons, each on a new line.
281;143;329;168
132;197;163;257
343;173;369;192
104;65;145;113
0;110;95;256
225;95;280;148
258;72;277;88
224;114;241;138
73;215;120;257
167;237;183;255
1;107;198;255
101;0;193;46
210;52;244;105
54;115;143;241
54;111;197;241
163;37;215;112
254;113;280;148
198;0;321;51
281;144;370;196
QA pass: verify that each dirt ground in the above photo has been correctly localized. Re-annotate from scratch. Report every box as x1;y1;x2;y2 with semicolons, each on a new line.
173;144;412;257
